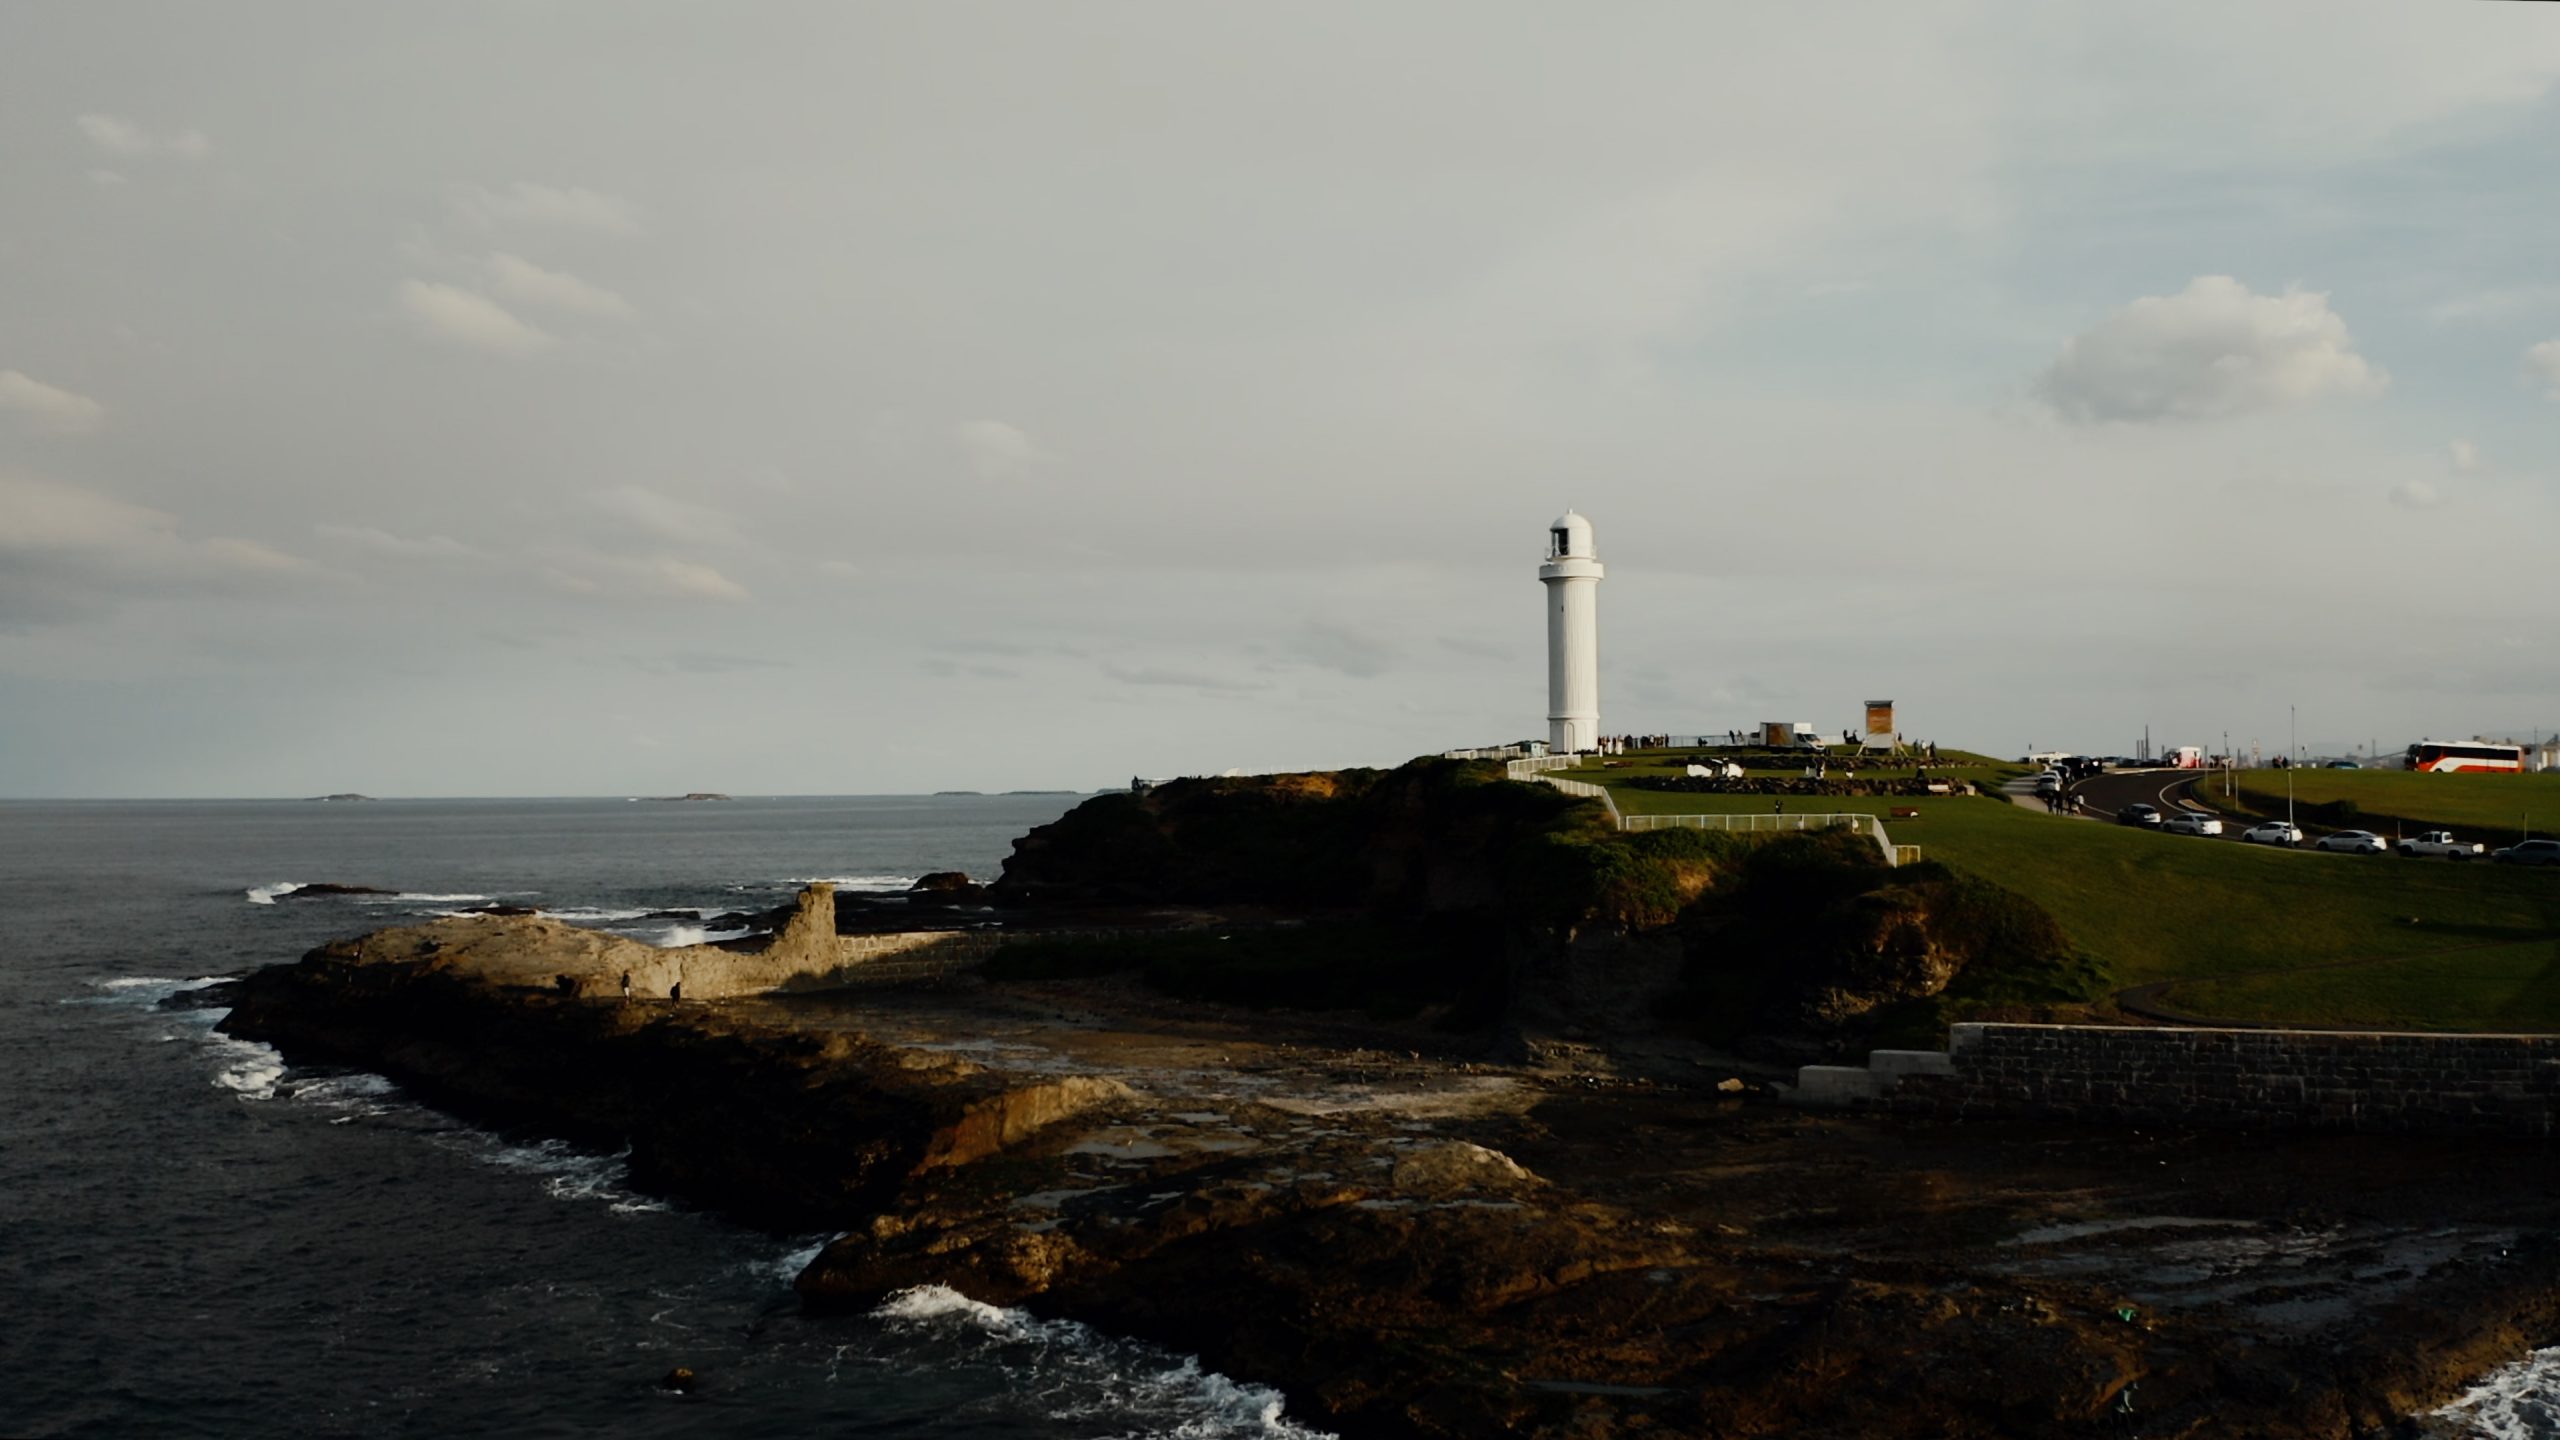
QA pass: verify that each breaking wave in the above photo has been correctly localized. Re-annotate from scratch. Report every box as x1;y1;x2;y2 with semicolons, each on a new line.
245;881;302;905
2430;1347;2560;1438
475;1138;670;1214
209;1034;286;1100
873;1284;1336;1438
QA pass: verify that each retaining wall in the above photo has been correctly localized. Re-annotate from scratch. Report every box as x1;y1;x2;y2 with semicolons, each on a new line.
1878;1023;2560;1137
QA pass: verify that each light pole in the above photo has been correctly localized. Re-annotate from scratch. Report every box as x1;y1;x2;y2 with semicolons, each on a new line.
2287;704;2296;832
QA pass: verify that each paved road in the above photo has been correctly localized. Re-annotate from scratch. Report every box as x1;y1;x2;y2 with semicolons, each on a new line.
2057;766;2328;850
2061;767;2418;855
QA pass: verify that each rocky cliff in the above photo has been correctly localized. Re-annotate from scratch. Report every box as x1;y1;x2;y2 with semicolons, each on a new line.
218;922;2560;1440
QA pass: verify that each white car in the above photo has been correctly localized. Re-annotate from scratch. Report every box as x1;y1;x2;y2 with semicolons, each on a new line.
2397;831;2486;860
2311;829;2387;854
2241;821;2304;846
2160;813;2223;837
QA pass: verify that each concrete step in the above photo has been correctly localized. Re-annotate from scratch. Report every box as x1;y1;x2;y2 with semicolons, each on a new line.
1789;1065;1885;1106
1867;1049;1956;1078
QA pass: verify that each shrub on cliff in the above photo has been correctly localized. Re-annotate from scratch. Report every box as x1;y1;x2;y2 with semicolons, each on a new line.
995;758;1599;915
981;916;1510;1026
1504;825;1746;932
1665;834;2100;1049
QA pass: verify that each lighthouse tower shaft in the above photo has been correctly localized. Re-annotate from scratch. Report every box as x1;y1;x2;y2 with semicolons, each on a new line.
1539;513;1604;753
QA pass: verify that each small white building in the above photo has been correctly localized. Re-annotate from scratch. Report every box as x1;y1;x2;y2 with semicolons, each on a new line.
1539;511;1604;754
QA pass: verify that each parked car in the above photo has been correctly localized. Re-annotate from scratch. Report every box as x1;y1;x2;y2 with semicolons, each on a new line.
2117;803;2163;827
2493;839;2560;867
2311;829;2387;854
2326;760;2361;769
2396;831;2485;860
2160;812;2223;836
2242;821;2304;846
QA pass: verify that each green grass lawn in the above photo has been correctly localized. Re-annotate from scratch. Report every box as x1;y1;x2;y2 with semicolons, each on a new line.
2199;767;2560;841
1564;754;2560;1030
1574;746;2026;808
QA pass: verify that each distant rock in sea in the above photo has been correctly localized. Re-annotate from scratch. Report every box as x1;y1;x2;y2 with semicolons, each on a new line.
645;792;732;802
934;790;986;797
308;793;374;802
280;882;396;898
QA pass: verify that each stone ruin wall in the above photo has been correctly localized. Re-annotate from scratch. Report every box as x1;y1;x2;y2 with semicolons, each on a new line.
1887;1022;2560;1138
587;884;1021;1001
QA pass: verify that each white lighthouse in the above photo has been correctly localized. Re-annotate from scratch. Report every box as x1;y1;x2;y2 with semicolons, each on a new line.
1539;510;1604;754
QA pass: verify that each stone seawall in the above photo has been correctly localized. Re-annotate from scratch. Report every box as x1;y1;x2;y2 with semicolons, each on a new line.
1879;1023;2560;1137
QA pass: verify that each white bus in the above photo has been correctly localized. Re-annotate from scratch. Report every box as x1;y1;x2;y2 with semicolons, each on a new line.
2406;740;2526;774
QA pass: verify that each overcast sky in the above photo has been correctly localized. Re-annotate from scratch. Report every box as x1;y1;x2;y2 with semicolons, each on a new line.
5;3;2559;797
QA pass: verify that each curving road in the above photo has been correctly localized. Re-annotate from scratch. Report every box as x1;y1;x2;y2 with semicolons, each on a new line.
2060;767;2428;855
2058;766;2334;850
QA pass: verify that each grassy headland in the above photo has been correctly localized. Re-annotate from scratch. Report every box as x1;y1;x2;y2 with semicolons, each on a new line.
2197;766;2560;841
1570;752;2560;1031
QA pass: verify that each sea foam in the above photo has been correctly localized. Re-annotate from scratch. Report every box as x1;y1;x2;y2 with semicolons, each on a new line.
2430;1347;2560;1438
245;881;302;905
873;1284;1335;1438
209;1034;286;1100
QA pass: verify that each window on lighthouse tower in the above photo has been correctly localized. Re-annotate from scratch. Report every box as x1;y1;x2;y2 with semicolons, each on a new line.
1551;527;1569;558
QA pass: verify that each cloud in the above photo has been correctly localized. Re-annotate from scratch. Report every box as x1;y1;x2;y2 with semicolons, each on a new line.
2426;285;2560;325
0;370;106;435
1100;663;1271;695
626;651;791;675
87;169;127;188
394;280;553;354
540;551;750;603
590;486;739;546
485;253;633;318
311;523;489;562
198;536;312;573
2035;276;2386;423
953;420;1052;481
76;113;210;158
2449;439;2480;473
2389;479;2444;510
0;471;310;623
453;182;640;235
1284;620;1397;679
2526;340;2560;401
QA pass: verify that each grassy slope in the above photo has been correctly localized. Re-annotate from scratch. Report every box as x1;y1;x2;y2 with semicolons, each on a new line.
2203;767;2560;840
1570;753;2560;1030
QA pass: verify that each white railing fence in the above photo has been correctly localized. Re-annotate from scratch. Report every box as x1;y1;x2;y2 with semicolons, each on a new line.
1620;810;1898;867
1527;773;1624;826
1519;766;1911;867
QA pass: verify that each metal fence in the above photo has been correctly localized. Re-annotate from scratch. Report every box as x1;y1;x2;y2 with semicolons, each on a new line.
1619;810;1900;866
1519;767;1912;867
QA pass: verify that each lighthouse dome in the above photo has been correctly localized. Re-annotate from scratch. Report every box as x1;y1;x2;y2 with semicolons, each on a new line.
1547;511;1595;559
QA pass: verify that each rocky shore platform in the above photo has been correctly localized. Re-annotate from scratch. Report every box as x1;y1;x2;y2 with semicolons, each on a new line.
220;907;2560;1439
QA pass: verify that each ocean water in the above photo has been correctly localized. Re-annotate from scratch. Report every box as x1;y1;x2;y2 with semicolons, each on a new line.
0;797;1333;1440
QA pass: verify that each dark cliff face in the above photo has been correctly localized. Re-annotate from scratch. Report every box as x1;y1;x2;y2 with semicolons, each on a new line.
992;760;1603;916
995;763;2094;1053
